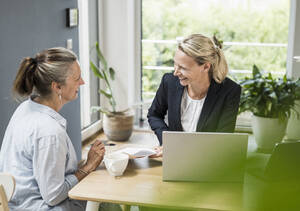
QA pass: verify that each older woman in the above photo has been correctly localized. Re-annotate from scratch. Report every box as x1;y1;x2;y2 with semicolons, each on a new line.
148;34;241;156
0;47;105;210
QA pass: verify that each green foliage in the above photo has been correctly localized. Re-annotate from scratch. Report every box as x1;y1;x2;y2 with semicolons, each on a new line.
90;42;117;113
142;0;289;98
239;65;300;121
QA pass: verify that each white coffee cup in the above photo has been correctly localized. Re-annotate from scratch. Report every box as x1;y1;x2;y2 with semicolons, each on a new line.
104;152;129;176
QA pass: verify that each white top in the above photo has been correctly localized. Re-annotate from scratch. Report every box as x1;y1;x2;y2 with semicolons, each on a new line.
181;88;206;132
0;96;85;211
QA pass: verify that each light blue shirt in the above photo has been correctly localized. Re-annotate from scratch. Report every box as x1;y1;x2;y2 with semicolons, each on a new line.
0;96;85;211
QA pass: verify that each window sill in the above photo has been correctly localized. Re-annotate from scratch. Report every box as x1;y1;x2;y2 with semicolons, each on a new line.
81;119;102;142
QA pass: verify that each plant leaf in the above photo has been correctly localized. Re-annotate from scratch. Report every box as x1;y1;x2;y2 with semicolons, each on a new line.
109;67;115;80
90;61;104;79
101;69;111;90
95;42;108;71
283;74;287;82
252;64;261;78
99;89;112;98
269;91;277;100
90;106;110;115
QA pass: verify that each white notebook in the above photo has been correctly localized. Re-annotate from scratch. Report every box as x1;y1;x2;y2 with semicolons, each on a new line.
116;147;156;158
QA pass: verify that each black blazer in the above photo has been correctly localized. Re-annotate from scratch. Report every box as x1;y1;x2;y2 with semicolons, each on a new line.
147;73;241;145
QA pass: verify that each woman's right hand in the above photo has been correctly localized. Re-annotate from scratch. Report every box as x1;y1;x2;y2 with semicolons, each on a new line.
85;140;105;171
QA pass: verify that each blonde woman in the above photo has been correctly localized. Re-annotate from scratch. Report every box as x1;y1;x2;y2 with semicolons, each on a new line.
148;34;241;156
0;47;105;210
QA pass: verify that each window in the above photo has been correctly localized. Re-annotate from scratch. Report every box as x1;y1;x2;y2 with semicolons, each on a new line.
78;0;101;140
139;0;290;129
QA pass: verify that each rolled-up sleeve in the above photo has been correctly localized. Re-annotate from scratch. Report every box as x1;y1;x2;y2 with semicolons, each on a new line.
33;135;78;206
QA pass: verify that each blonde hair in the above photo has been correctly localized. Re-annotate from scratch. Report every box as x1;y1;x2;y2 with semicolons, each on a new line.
178;34;228;83
13;47;77;98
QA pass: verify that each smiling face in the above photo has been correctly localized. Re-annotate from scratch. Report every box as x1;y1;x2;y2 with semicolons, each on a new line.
173;49;210;87
61;61;85;103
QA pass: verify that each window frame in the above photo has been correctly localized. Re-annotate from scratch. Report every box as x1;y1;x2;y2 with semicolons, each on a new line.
78;0;102;141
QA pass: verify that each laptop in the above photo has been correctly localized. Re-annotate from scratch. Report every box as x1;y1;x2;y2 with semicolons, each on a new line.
162;131;248;182
248;141;300;182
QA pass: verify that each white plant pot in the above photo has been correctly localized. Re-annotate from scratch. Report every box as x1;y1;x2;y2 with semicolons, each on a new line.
103;109;134;141
286;100;300;140
252;115;287;150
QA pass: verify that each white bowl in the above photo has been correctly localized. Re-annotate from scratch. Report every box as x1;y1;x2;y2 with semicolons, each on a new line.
104;153;129;176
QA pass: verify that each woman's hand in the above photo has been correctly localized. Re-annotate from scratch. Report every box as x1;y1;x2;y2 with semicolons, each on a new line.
75;140;105;181
149;146;163;158
85;140;105;171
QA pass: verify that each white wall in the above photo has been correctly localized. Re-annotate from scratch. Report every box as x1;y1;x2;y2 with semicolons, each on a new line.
99;0;141;111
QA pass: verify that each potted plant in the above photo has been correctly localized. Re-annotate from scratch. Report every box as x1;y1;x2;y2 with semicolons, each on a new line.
90;42;134;141
239;65;300;151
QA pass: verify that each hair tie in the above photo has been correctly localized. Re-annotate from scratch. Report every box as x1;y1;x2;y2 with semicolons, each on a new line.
212;35;223;50
210;38;218;51
30;58;38;66
27;58;38;73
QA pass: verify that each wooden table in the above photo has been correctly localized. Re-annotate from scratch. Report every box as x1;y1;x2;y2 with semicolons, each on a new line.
69;132;300;211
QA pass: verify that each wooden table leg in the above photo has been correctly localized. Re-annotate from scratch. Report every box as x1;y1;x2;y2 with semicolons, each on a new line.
85;201;100;211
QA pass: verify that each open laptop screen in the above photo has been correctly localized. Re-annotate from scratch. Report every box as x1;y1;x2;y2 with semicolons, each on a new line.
163;132;249;182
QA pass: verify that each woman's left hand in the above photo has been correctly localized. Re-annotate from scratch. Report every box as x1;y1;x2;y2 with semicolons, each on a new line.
75;140;105;181
85;140;105;171
149;146;163;158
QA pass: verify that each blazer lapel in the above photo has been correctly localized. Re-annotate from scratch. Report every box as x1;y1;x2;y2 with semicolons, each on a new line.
174;79;184;131
196;80;221;131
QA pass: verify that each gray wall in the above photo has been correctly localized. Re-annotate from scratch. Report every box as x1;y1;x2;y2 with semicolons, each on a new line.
0;0;82;160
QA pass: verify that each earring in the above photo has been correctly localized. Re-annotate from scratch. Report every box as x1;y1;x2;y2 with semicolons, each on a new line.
58;92;62;103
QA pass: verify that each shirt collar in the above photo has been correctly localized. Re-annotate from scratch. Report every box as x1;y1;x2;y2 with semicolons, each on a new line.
28;95;67;129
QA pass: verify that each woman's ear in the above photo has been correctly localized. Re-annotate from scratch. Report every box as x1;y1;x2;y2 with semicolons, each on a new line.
51;81;62;94
203;63;211;72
